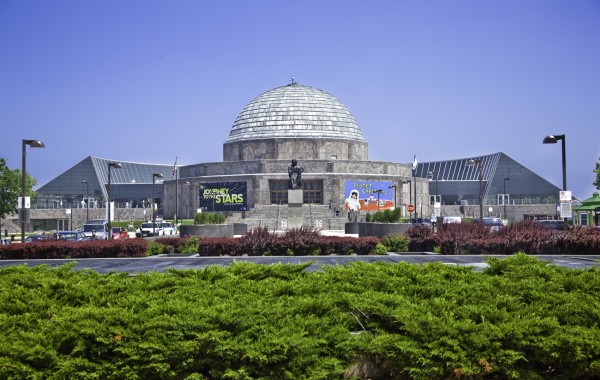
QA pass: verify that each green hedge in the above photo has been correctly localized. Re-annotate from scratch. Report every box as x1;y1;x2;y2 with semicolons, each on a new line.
0;255;598;379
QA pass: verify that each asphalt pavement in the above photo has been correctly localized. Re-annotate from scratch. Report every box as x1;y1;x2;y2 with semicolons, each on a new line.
0;254;598;273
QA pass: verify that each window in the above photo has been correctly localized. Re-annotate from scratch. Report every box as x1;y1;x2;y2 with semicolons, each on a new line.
269;180;323;205
580;213;588;226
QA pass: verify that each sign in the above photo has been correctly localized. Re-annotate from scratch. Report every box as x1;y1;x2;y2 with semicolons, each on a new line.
560;191;572;203
433;202;441;218
407;204;415;213
199;182;248;211
344;180;394;212
560;202;572;218
17;197;31;209
18;209;30;224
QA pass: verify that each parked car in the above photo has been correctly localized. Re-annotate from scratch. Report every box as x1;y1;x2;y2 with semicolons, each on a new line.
482;217;503;232
138;222;162;237
56;231;89;242
533;219;567;230
159;222;178;235
82;220;109;240
442;216;462;224
412;218;433;228
112;227;129;240
24;234;45;243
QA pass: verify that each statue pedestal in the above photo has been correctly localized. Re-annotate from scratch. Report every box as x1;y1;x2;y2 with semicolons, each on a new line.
287;189;303;229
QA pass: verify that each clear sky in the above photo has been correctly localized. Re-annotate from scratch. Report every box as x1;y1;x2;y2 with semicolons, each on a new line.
1;1;599;199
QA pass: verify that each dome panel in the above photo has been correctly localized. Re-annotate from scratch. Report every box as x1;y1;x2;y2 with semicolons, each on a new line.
225;83;366;143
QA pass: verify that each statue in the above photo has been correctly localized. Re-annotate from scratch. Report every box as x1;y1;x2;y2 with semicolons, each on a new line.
288;159;304;189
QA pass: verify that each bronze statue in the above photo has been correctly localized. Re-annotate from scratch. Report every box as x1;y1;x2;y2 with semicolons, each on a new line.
288;159;303;189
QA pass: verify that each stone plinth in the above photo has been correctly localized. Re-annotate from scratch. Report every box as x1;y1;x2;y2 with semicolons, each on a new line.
287;189;304;229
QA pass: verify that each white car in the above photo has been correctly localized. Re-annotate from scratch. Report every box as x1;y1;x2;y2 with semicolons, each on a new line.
139;222;162;237
159;222;178;236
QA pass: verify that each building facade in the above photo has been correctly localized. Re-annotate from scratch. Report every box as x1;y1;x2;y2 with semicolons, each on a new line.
13;81;564;233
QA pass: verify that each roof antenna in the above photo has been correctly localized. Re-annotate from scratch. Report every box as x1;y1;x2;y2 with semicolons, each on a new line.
290;75;296;85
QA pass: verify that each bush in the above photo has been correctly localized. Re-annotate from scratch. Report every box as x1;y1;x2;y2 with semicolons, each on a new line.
382;233;409;252
0;239;147;259
368;208;402;223
0;256;598;378
194;212;226;225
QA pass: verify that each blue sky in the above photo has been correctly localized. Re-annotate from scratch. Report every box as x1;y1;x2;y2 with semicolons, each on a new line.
1;0;599;199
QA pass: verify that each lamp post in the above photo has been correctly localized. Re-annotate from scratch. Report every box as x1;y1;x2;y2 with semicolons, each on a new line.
503;177;510;220
82;180;89;222
427;171;439;205
107;162;122;239
542;134;567;191
401;180;411;218
152;173;163;235
21;139;45;243
467;159;483;221
374;189;383;211
388;185;396;210
428;170;440;221
543;134;567;223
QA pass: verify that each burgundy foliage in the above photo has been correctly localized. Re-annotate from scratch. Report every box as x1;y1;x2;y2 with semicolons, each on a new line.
197;226;381;256
0;239;148;260
407;220;600;255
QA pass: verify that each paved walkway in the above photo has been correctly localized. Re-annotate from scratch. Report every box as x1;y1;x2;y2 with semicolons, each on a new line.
1;254;598;273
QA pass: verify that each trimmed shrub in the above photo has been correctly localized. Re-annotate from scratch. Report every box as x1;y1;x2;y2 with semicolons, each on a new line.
0;239;147;259
194;212;226;225
382;233;410;252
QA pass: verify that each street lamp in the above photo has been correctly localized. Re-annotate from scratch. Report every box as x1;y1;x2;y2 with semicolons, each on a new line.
152;173;163;235
21;139;45;243
503;177;510;220
82;180;89;222
401;180;412;218
374;189;384;211
388;185;397;210
427;171;439;205
107;162;122;239
542;134;567;191
467;159;483;221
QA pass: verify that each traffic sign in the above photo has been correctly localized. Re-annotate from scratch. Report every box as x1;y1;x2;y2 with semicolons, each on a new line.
407;204;415;213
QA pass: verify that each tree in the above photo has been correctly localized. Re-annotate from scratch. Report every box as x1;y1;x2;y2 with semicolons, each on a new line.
595;157;600;191
0;158;38;219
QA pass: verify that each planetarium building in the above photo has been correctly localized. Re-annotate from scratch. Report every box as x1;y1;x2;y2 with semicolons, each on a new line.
26;81;560;233
162;82;422;229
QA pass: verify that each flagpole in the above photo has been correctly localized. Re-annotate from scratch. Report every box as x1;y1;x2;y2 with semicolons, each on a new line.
412;154;417;222
175;167;178;226
172;157;178;226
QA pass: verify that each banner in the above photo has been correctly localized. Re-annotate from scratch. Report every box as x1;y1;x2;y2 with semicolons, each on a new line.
199;182;247;211
344;180;394;212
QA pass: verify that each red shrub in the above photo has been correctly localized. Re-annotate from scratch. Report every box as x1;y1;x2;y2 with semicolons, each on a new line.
0;239;147;260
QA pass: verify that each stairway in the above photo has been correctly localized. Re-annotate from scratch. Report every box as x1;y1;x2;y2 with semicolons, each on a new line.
227;204;349;231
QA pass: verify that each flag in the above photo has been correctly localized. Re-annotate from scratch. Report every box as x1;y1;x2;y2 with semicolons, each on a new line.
412;155;417;171
171;157;178;180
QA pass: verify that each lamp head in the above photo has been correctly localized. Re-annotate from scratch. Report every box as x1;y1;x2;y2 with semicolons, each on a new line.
543;134;565;144
108;162;122;169
467;159;480;167
24;139;45;148
153;173;164;179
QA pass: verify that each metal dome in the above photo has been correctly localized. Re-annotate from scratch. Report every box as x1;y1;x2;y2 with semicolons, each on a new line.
225;83;366;143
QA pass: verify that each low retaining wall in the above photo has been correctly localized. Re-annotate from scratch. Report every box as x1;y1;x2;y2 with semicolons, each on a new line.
357;222;413;238
180;224;235;238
